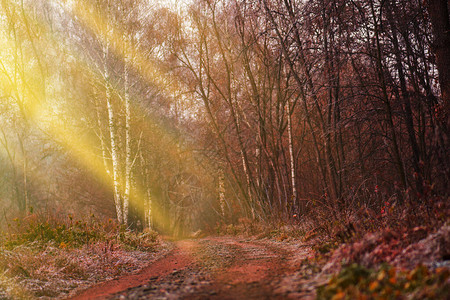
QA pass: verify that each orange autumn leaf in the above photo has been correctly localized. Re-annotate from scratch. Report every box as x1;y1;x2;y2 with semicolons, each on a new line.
389;276;397;285
369;281;380;291
331;291;346;300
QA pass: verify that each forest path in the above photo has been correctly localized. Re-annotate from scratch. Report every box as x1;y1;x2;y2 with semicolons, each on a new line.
69;236;316;299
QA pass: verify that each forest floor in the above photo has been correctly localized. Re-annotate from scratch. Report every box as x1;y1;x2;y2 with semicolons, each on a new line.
1;221;448;299
68;236;321;300
66;225;450;300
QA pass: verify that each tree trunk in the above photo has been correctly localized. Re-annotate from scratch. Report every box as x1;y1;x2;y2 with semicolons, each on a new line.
95;99;111;177
139;151;152;230
103;17;123;224
123;34;132;226
219;167;226;218
264;0;331;201
17;133;28;214
386;0;423;192
370;0;407;189
427;0;450;117
286;99;297;213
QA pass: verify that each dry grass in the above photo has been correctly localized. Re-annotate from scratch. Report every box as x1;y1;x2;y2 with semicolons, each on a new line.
0;213;169;299
0;239;171;299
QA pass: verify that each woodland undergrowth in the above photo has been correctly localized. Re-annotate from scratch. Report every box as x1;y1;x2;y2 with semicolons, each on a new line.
215;188;449;299
0;212;162;299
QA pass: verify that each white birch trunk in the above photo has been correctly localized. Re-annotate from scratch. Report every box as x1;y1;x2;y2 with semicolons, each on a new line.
95;100;111;177
103;12;123;224
123;34;131;226
287;100;297;212
146;186;152;230
106;80;123;224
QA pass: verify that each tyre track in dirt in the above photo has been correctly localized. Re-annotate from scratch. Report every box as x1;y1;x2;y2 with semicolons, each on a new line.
185;237;293;300
69;237;313;300
68;240;196;300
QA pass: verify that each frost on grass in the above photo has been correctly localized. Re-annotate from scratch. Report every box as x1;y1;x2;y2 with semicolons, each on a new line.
0;240;170;299
321;224;450;274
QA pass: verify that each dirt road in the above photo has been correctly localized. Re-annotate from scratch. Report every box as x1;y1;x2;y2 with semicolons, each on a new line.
69;236;319;299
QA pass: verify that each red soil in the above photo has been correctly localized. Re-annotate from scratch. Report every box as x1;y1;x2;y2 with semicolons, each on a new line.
69;240;196;300
68;237;298;300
